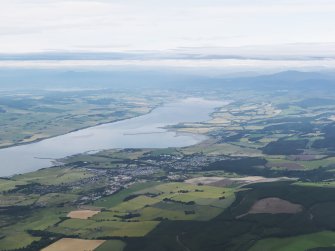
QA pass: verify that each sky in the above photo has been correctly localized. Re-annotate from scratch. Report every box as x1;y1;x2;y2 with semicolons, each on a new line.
0;0;335;55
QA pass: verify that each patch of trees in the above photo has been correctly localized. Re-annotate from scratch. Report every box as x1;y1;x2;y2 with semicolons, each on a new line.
163;198;195;205
78;186;107;195
5;183;69;195
313;123;335;150
205;157;335;182
123;193;161;202
86;98;114;105
184;210;195;215
0;98;38;110
124;179;335;251
0;205;31;217
294;98;335;108
153;217;168;221
178;190;189;193
123;194;140;202
9;230;79;251
65;161;90;167
262;139;309;155
5;183;40;194
27;230;65;238
2;238;54;251
205;157;267;171
115;213;141;220
262;122;314;134
265;116;312;124
308;248;335;251
223;133;245;142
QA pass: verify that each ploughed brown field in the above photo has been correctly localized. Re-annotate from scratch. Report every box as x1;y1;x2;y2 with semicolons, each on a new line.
249;197;303;214
185;176;291;187
41;238;105;251
237;197;303;219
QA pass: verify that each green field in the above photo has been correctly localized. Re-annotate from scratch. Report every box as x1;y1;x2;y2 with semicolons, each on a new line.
249;231;335;251
12;167;94;185
0;179;27;193
267;156;335;170
0;207;69;250
121;182;335;251
94;182;160;208
0;231;40;250
106;182;236;222
294;181;335;188
49;219;159;238
95;240;126;251
47;181;236;240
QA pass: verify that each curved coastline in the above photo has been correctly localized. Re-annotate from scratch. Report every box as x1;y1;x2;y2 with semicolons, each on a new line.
0;104;162;150
0;98;225;177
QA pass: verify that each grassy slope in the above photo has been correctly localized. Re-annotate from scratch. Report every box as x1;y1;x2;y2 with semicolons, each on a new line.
95;240;126;251
249;231;335;251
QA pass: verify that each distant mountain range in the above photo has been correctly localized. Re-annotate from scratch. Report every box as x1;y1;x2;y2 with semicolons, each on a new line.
1;43;335;61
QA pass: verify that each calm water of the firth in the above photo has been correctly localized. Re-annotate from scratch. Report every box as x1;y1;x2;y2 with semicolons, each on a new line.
0;98;226;176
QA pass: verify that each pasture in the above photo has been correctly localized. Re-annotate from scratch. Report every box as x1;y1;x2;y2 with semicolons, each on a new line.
12;167;94;185
49;219;159;238
95;240;126;251
48;181;236;240
249;231;335;251
107;182;236;221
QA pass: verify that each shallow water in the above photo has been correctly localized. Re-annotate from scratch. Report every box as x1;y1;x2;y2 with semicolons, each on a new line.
0;98;225;176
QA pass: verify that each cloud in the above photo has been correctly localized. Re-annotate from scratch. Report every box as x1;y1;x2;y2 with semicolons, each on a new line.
0;0;334;53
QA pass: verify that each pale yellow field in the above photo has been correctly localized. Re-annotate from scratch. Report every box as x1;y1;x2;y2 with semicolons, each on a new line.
67;210;100;219
41;238;105;251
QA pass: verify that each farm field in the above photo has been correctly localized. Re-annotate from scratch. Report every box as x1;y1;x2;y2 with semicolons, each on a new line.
122;182;335;251
46;182;236;240
2;73;335;250
0;207;70;250
11;167;94;185
49;219;159;238
95;240;126;251
245;197;303;215
41;238;105;251
93;182;160;208
0;231;40;250
67;210;100;219
266;156;335;170
249;231;335;251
